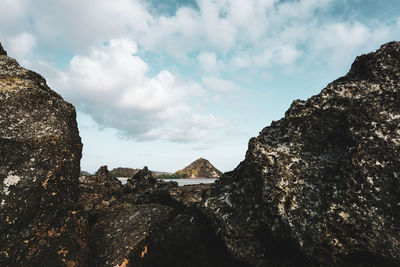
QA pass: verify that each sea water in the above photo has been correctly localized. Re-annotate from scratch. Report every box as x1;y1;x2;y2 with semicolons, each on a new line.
118;177;217;186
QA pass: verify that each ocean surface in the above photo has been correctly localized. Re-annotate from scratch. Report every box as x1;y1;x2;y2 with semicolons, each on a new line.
163;178;217;186
118;177;217;186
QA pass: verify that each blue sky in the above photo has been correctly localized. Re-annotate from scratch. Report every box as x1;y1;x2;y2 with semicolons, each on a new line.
1;0;399;173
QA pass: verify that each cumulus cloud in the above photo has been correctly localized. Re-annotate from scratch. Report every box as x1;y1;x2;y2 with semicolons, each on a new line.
5;32;36;59
2;0;400;144
198;52;221;73
50;38;222;142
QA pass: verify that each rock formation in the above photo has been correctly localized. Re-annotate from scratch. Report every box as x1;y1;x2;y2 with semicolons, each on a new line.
202;41;400;266
0;43;87;265
169;184;212;207
174;158;222;178
110;167;141;178
3;39;400;267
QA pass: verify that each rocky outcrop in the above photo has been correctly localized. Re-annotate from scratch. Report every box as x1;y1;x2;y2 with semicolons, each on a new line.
142;207;250;267
202;41;400;266
110;167;141;178
0;43;87;265
169;184;212;207
174;158;222;178
80;166;243;266
88;203;175;267
79;166;122;213
0;43;6;56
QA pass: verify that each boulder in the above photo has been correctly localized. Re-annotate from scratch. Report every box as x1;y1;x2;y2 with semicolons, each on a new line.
202;41;400;265
0;43;87;265
169;184;212;207
88;203;175;267
79;166;122;213
140;207;250;267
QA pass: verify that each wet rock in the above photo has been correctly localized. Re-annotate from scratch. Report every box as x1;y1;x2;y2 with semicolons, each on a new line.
0;43;87;265
202;41;400;265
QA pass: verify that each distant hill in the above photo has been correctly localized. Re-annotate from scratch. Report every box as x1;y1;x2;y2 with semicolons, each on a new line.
173;158;222;178
110;167;141;177
110;167;171;177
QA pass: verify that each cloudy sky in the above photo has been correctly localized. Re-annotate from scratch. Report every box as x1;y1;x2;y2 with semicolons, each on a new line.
2;0;399;173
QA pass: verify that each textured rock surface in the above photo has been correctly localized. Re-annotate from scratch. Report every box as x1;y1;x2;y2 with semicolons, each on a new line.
0;43;87;265
202;41;400;265
88;203;174;267
141;207;250;267
79;166;122;213
0;43;6;56
169;184;212;207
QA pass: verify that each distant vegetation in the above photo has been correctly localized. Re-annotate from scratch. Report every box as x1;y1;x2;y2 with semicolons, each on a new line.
174;158;222;178
110;167;140;177
156;173;186;179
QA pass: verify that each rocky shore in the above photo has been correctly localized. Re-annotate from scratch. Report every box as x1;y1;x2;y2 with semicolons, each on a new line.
1;41;400;266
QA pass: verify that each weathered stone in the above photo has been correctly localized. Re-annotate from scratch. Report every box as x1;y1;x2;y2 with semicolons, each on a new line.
202;41;400;265
0;43;6;56
79;166;122;213
124;167;178;194
0;44;87;265
139;207;250;267
169;184;212;207
88;203;175;267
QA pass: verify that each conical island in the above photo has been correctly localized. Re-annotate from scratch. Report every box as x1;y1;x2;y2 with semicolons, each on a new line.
174;158;222;178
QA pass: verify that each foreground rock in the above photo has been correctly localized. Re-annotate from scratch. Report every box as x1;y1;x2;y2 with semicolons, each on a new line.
89;203;174;267
80;166;241;266
202;41;400;265
0;44;87;265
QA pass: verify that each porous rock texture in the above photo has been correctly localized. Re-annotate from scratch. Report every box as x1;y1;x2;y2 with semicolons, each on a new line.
88;203;175;267
202;41;400;266
80;166;244;266
169;184;212;207
79;166;122;213
0;44;87;265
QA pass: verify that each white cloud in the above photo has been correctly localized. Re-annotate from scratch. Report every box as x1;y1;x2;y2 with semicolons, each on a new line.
198;52;222;73
5;32;36;59
309;21;400;68
50;38;223;142
202;77;240;92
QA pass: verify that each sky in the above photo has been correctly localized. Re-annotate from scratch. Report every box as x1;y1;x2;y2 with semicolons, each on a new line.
1;0;400;173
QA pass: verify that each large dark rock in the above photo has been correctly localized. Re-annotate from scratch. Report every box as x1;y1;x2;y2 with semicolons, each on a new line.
0;43;6;56
140;207;250;267
88;203;175;267
169;184;212;207
202;41;400;265
0;43;87;265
